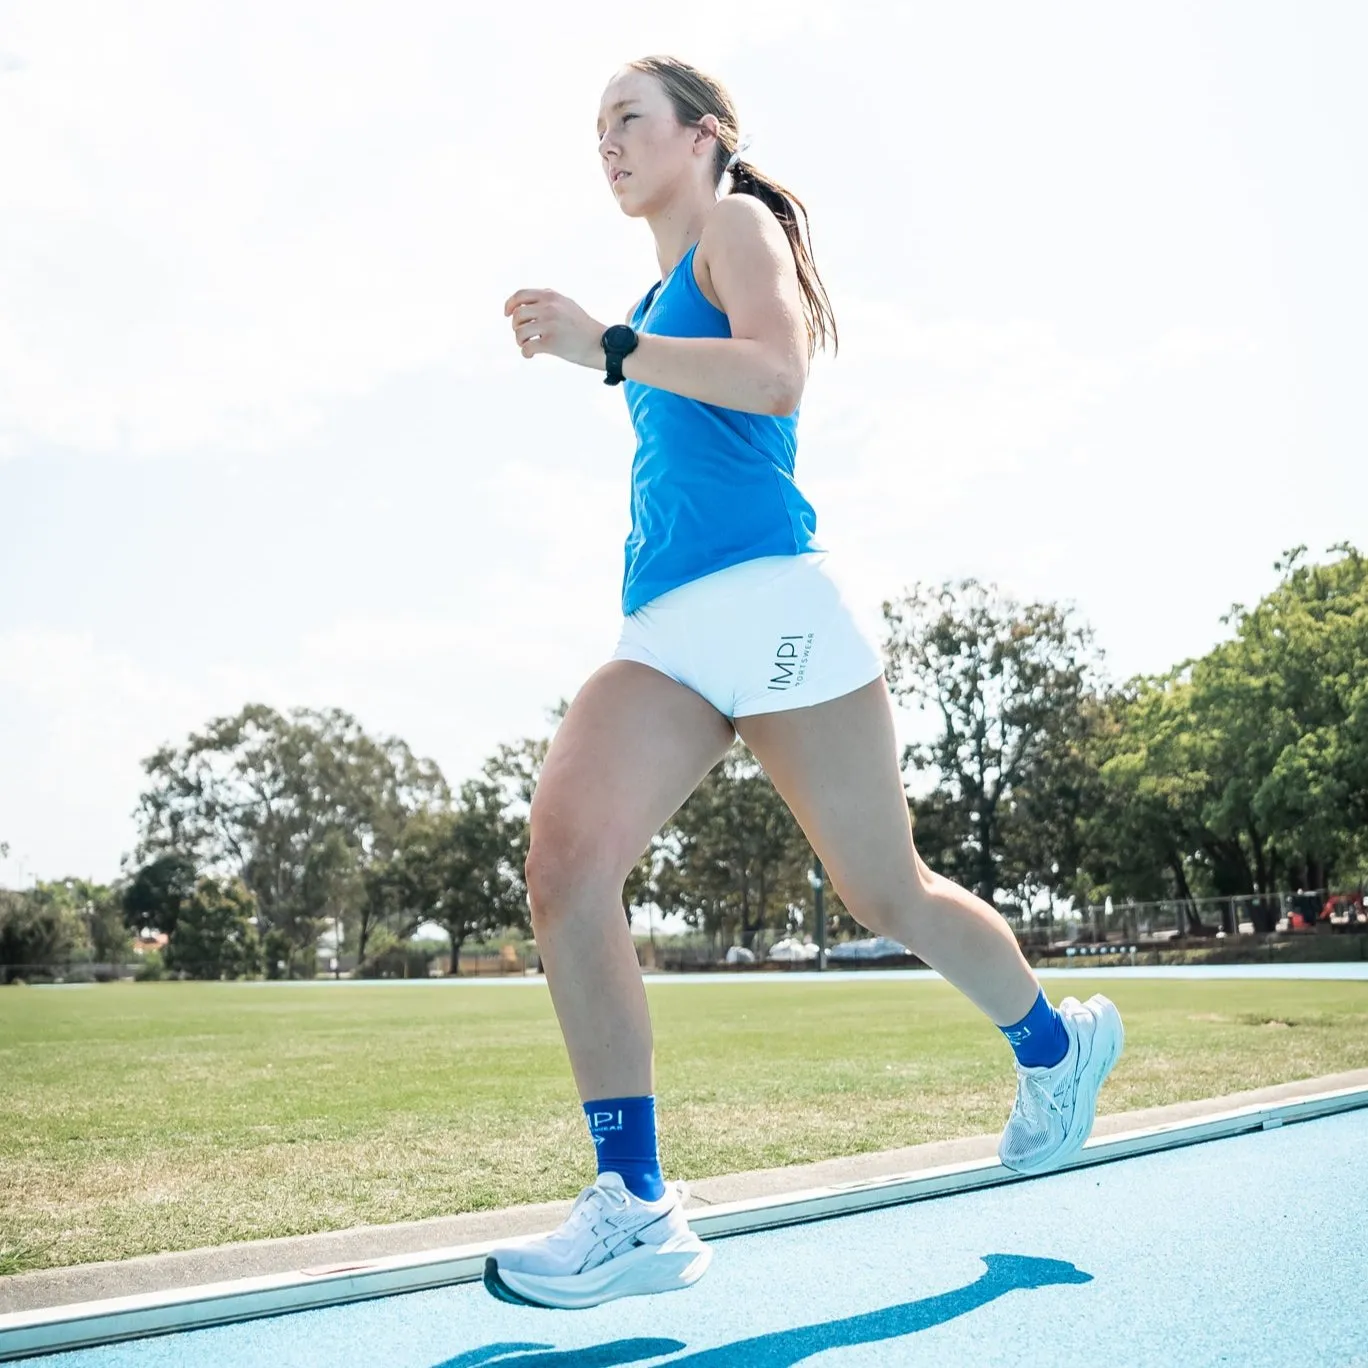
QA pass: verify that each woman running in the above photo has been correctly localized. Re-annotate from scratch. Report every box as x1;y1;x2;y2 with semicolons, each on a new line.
488;54;1124;1311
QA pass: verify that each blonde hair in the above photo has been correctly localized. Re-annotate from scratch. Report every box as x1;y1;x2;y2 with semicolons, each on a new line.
628;55;839;359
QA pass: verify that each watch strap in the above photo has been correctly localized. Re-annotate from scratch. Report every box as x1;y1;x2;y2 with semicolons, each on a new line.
601;325;638;387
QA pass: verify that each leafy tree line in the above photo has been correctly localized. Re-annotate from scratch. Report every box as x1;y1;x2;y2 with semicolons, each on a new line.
2;545;1362;979
0;870;133;984
891;543;1366;933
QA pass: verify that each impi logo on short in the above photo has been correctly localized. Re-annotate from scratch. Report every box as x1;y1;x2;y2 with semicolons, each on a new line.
769;632;815;691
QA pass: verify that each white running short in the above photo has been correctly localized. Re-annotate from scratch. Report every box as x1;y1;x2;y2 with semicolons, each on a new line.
612;552;886;721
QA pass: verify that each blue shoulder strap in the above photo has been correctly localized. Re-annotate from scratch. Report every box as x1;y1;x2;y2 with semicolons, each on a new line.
637;280;664;321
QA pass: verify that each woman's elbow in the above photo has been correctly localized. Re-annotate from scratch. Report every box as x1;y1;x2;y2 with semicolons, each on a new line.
764;369;805;417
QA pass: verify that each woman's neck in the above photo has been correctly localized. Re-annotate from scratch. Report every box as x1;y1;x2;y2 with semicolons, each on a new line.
647;193;720;281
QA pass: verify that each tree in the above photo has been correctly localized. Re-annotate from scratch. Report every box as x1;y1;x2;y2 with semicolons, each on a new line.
392;777;526;974
133;705;449;964
345;705;558;970
653;743;813;952
1080;680;1220;932
1077;544;1368;929
294;830;360;973
164;877;262;980
883;579;1099;907
122;854;199;937
996;692;1108;939
1224;543;1367;888
71;880;132;965
0;880;134;980
0;889;81;983
478;728;549;926
355;851;414;968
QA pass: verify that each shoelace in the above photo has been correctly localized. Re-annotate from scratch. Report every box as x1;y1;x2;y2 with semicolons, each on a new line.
556;1181;631;1237
584;1180;631;1207
1014;1064;1066;1119
565;1177;686;1229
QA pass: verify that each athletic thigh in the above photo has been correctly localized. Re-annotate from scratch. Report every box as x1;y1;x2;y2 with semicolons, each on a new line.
527;660;737;893
733;676;925;923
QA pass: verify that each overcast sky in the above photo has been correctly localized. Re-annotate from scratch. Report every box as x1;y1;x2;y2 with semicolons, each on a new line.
1;0;1364;890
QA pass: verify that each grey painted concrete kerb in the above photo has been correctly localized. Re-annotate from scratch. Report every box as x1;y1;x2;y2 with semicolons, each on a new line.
5;1068;1366;1317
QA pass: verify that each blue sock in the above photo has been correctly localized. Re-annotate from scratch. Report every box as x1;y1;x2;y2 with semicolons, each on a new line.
1000;988;1070;1069
583;1095;665;1202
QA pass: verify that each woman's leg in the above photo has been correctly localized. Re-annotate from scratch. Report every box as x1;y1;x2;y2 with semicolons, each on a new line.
733;675;1040;1025
527;659;736;1103
734;673;1123;1177
484;660;732;1309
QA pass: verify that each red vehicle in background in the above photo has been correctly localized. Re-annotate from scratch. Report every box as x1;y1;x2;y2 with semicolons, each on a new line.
1277;891;1366;932
1320;892;1367;931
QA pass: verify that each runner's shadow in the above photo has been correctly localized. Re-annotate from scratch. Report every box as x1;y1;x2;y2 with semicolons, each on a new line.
433;1342;686;1368
432;1253;1092;1367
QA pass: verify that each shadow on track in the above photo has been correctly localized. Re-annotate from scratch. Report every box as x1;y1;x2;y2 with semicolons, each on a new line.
432;1253;1093;1368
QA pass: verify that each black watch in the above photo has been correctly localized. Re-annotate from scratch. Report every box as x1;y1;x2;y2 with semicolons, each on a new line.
601;324;639;386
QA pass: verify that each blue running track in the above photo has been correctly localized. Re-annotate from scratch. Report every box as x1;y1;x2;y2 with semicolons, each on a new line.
30;1107;1368;1368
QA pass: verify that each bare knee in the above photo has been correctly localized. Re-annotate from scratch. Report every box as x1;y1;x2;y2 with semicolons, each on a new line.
839;867;939;947
850;895;919;943
524;816;630;925
525;834;592;924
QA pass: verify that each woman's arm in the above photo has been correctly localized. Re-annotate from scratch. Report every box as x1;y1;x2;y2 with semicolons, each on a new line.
620;196;808;416
504;195;809;417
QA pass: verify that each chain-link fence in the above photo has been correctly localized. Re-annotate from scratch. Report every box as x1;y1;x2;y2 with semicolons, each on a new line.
1039;888;1366;945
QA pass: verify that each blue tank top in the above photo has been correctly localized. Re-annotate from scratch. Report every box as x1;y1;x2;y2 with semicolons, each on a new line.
620;239;823;615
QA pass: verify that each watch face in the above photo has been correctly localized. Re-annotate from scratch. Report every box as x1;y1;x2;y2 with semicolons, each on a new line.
603;325;636;352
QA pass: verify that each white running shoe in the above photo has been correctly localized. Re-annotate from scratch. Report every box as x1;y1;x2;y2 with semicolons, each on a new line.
483;1171;712;1310
998;993;1125;1175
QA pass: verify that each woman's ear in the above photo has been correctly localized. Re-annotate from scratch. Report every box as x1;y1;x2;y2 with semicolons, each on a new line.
695;114;721;157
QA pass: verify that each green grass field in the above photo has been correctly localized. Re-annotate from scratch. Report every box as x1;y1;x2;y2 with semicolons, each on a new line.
3;977;1367;1275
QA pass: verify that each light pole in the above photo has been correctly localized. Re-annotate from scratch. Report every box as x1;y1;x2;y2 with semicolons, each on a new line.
807;857;826;971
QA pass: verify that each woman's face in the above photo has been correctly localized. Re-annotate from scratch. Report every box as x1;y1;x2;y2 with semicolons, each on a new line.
596;69;716;217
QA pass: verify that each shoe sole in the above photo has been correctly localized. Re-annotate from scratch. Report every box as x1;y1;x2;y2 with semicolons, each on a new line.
483;1259;539;1307
483;1239;713;1311
1004;993;1125;1176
